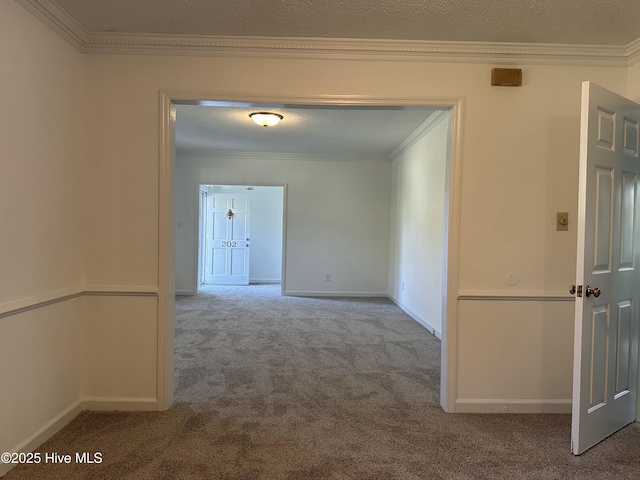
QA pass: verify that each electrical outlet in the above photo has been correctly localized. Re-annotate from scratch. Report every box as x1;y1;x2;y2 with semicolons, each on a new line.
402;282;405;291
325;274;331;281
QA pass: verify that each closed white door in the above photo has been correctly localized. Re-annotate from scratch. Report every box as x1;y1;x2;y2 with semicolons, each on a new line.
572;81;640;454
204;194;250;285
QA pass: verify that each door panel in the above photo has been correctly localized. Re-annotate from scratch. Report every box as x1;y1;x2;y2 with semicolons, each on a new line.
572;82;640;455
230;248;247;276
587;305;608;413
620;172;636;269
616;301;632;395
593;167;613;272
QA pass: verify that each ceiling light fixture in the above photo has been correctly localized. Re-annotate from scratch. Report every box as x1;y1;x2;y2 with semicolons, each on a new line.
249;112;283;127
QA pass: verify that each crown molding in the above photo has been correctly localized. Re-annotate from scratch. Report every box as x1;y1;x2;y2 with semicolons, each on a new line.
17;0;640;67
81;33;635;67
627;38;640;66
16;0;88;51
390;110;449;159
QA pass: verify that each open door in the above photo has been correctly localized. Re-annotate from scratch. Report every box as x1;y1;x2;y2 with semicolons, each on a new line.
572;82;640;455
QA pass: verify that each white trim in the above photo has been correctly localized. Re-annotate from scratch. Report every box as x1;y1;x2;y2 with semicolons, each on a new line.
440;99;463;413
0;285;83;318
158;93;176;411
175;289;195;296
15;1;640;66
627;38;640;66
455;399;572;414
15;0;87;51
284;291;389;298
0;286;159;320
390;110;450;160
80;397;158;411
280;184;288;297
249;279;282;284
83;285;159;295
0;399;84;477
178;150;389;162
388;294;442;339
457;290;575;301
81;35;632;67
166;92;466;107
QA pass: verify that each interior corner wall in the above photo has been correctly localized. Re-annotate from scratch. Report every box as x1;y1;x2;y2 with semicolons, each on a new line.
388;113;450;337
0;0;84;472
175;153;391;296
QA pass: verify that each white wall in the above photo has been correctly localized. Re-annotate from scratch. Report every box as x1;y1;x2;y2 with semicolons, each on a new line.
1;13;634;467
0;1;83;473
175;182;283;293
175;153;391;295
80;54;629;414
630;62;640;101
388;112;450;338
3;2;638;470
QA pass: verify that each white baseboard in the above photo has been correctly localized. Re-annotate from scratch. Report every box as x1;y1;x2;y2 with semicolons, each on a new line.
175;290;195;296
81;397;158;411
249;279;281;284
388;294;441;339
284;291;388;297
0;399;84;477
455;399;572;413
0;397;159;476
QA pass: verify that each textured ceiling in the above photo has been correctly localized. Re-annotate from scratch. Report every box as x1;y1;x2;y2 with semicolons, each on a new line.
46;0;638;155
175;104;442;156
53;0;640;46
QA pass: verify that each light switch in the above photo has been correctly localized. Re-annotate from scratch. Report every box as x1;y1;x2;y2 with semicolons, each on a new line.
556;212;568;231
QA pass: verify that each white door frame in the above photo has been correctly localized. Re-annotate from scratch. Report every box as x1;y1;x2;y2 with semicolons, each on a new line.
198;188;207;287
196;183;287;295
158;91;464;412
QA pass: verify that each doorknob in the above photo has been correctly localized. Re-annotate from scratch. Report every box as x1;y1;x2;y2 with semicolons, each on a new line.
585;286;601;298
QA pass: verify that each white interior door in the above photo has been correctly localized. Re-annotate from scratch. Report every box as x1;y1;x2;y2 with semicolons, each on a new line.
572;81;640;455
203;193;250;285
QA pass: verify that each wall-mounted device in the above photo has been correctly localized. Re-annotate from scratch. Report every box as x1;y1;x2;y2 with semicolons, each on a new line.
491;68;523;86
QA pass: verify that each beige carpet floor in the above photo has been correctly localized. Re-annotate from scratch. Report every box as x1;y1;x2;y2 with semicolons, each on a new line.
3;284;640;479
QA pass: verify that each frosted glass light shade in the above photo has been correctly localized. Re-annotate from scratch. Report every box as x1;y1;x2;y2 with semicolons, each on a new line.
249;112;283;127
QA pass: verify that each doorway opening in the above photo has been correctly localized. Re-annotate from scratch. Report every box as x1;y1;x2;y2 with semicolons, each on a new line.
197;184;285;291
159;93;463;413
